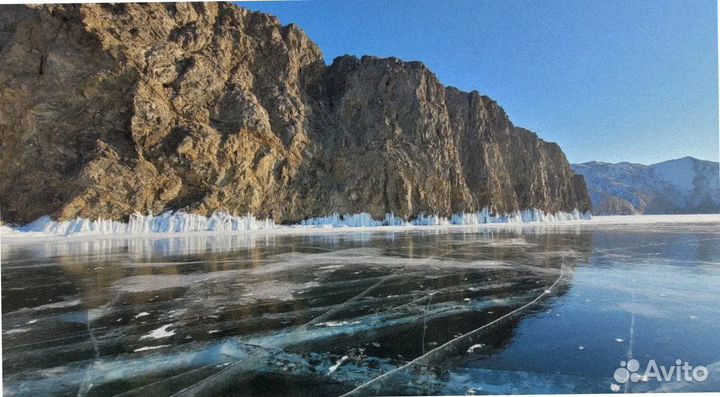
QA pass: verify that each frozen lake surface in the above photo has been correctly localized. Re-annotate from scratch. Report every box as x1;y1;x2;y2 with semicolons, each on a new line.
2;219;720;396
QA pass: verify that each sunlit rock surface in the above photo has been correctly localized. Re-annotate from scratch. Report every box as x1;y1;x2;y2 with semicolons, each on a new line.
0;3;590;225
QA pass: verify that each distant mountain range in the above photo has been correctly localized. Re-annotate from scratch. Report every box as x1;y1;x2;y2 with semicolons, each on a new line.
571;157;720;215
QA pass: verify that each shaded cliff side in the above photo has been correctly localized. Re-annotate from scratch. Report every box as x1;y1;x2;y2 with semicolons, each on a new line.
0;3;590;224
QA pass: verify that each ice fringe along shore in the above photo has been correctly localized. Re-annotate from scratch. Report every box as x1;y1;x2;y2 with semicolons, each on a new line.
301;208;590;227
2;208;590;237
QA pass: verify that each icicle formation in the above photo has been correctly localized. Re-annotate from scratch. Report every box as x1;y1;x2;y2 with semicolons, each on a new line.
17;212;277;236
300;213;385;228
301;212;410;227
7;208;591;236
300;208;590;228
451;208;591;224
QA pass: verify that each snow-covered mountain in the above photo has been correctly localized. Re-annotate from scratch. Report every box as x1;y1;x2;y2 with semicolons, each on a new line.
571;157;720;215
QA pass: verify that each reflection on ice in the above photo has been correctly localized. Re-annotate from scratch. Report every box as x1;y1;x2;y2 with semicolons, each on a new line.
2;222;720;396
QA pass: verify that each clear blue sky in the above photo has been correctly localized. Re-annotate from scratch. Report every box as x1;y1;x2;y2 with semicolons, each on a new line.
240;0;718;165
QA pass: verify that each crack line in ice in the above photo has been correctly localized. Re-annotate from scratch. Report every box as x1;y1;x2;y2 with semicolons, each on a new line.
292;247;455;335
31;246;555;396
163;350;273;397
340;258;568;397
107;363;224;397
76;292;123;397
165;270;409;395
295;273;399;333
421;292;435;355
75;315;102;397
168;249;458;396
624;290;636;394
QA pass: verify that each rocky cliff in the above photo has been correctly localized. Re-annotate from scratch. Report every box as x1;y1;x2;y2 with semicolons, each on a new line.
0;3;590;225
572;157;719;215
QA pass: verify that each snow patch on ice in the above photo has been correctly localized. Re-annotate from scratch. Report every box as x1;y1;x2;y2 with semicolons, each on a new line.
328;355;349;374
133;344;171;352
467;344;484;353
4;328;30;335
24;299;82;311
139;324;175;340
315;320;362;328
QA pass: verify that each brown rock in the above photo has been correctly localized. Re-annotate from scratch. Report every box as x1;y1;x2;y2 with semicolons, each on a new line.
0;3;590;225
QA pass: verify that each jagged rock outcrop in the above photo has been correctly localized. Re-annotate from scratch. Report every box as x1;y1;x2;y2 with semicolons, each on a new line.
0;3;590;224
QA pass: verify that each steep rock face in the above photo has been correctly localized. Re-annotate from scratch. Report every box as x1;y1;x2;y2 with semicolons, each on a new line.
311;56;471;218
1;3;325;223
572;157;720;215
445;88;588;214
0;3;590;224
